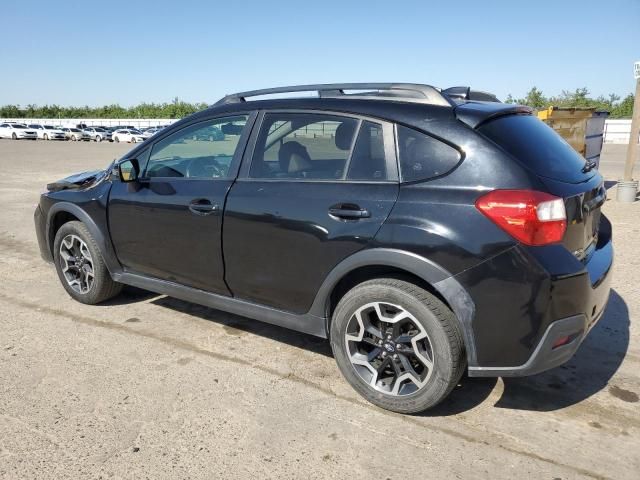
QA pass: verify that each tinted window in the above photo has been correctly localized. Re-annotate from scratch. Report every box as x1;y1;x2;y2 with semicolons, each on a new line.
397;125;460;182
347;121;387;181
145;115;248;179
478;115;592;184
250;113;358;180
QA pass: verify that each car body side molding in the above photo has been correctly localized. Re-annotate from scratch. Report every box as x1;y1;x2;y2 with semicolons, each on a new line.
112;271;327;338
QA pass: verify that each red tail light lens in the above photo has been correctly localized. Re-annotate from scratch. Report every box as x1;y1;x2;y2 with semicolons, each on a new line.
475;190;566;246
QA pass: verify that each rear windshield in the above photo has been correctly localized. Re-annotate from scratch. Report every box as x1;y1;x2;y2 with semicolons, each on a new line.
478;115;593;184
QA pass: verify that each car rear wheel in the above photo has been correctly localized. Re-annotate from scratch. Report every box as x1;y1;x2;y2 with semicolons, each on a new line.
95;135;102;142
330;278;465;413
71;135;77;141
53;221;122;304
114;136;120;143
12;133;17;140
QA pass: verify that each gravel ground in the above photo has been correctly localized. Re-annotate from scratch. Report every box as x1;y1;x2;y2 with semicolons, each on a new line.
0;140;638;480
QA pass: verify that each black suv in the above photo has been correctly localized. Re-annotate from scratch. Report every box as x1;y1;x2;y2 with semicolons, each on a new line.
34;83;613;413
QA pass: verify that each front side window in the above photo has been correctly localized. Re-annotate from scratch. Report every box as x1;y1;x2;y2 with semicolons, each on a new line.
249;113;390;181
145;115;248;179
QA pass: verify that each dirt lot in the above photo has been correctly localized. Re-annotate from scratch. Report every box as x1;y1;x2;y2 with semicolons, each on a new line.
0;140;638;479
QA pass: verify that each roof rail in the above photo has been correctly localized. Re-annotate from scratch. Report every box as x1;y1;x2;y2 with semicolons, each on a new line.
213;83;454;107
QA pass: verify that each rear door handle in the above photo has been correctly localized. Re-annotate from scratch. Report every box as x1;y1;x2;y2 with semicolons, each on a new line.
328;203;371;219
188;199;219;216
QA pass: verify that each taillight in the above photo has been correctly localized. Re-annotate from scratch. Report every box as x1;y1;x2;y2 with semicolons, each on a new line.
475;190;566;246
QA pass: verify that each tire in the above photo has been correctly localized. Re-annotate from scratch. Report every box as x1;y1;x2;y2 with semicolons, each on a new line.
114;136;120;143
53;221;123;304
330;278;465;414
130;137;136;143
95;135;102;142
71;135;77;141
44;133;49;140
12;133;17;140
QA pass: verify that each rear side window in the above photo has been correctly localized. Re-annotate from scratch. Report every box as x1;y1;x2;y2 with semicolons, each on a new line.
250;113;358;180
478;115;592;184
347;121;387;181
397;125;461;182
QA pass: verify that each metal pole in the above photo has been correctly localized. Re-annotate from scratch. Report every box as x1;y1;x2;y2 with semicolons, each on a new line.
623;76;640;181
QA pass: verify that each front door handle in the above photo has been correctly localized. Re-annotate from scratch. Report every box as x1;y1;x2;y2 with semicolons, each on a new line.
328;203;371;219
188;199;219;216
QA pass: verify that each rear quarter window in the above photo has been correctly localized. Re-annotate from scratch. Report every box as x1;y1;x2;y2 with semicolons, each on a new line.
478;114;592;184
397;125;461;182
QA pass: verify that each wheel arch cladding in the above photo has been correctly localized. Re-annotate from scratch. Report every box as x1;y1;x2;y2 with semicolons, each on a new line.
47;202;120;275
311;248;478;365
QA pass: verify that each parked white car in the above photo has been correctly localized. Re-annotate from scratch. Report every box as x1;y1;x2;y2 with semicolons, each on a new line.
83;127;109;142
62;128;90;141
0;123;38;140
112;129;145;143
140;127;163;139
28;124;67;140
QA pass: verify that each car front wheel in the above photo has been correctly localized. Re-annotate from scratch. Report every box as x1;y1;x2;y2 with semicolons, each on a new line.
114;136;120;143
53;221;122;304
95;135;102;142
330;278;465;414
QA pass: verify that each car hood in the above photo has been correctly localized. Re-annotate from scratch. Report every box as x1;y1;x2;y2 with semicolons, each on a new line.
46;167;110;192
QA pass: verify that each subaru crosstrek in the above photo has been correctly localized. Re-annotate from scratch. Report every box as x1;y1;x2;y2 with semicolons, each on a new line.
34;83;613;413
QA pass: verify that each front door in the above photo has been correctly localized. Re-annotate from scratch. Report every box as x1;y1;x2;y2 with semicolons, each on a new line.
223;111;399;313
108;114;253;294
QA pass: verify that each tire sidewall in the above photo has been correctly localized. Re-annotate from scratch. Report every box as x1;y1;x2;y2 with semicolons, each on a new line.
330;281;458;413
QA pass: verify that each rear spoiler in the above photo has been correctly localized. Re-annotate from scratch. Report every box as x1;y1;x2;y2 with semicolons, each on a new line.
442;86;501;103
454;102;533;129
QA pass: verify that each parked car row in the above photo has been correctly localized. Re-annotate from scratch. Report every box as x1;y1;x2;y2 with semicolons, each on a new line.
0;122;168;143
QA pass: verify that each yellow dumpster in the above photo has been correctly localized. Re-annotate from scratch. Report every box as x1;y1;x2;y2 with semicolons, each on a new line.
537;106;595;156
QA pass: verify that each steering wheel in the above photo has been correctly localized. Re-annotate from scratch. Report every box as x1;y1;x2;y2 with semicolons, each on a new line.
185;157;224;178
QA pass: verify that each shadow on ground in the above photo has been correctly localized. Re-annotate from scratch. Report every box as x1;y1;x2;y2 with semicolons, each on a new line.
495;289;630;411
122;286;630;415
102;286;160;306
151;295;333;358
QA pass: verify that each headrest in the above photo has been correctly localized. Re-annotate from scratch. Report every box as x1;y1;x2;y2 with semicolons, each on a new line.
278;141;311;173
335;122;356;150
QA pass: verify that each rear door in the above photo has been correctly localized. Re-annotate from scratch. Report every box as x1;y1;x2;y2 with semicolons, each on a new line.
108;113;255;294
478;114;605;259
223;111;399;314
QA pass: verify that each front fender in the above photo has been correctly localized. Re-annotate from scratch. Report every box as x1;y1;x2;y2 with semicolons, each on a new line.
46;201;122;275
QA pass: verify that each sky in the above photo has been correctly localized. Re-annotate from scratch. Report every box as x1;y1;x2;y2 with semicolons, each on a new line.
1;0;638;107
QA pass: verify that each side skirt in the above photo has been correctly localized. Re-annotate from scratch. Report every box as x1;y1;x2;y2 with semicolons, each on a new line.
112;271;328;338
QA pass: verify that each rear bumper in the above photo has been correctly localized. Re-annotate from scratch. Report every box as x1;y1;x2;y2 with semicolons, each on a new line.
460;214;613;375
468;309;606;377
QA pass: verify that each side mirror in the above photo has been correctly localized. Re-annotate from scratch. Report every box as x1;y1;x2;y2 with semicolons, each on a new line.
118;158;140;182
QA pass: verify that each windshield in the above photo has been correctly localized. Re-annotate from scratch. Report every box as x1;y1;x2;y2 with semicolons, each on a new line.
45;126;55;130
131;129;142;134
70;128;81;132
13;124;27;129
